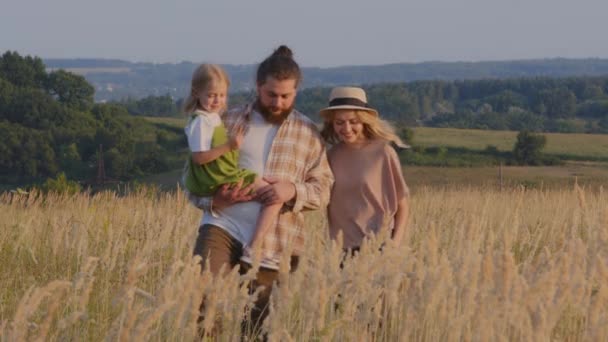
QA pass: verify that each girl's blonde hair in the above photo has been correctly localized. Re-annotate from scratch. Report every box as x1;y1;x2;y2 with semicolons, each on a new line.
320;109;407;148
183;64;230;114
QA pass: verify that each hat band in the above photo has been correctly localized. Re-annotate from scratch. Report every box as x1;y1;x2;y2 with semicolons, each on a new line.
329;97;369;108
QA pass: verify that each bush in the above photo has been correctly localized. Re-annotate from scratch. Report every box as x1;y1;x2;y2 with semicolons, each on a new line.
40;172;81;195
399;127;414;145
513;130;547;165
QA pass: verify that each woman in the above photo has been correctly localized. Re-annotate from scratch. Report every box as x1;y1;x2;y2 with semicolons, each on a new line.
320;87;410;252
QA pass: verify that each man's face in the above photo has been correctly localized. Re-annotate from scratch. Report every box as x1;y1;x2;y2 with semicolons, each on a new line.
256;76;297;124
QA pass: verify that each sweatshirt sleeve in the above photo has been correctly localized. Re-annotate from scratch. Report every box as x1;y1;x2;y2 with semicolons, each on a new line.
386;145;409;200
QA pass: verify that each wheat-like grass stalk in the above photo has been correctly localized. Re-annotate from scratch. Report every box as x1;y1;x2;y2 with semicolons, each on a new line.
1;185;607;341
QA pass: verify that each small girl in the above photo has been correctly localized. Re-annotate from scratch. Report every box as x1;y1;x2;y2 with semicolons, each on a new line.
183;64;280;260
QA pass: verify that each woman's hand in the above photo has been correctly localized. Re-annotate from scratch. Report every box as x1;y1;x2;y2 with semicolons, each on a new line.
391;197;410;246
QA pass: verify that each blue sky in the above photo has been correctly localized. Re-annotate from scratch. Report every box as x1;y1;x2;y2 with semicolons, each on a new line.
1;0;607;67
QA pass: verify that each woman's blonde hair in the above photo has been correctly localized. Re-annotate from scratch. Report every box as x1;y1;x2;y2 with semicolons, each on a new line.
183;64;230;114
320;109;407;148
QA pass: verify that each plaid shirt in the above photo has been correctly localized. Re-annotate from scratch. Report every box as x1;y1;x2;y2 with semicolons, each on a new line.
198;103;333;264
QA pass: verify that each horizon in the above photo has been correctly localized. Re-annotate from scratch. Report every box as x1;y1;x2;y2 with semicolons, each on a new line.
39;55;608;69
2;0;608;68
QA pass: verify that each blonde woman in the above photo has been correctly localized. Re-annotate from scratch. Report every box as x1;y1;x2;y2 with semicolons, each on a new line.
320;87;410;252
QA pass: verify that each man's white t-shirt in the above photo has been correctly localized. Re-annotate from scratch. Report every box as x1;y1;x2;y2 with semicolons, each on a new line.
202;110;279;254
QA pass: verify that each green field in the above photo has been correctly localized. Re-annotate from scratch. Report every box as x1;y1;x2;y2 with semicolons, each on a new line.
404;163;608;190
144;118;608;159
47;67;132;75
144;116;187;127
412;127;608;159
141;117;608;190
140;161;608;193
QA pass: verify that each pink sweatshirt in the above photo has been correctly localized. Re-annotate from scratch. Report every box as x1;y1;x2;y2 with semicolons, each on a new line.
327;139;409;249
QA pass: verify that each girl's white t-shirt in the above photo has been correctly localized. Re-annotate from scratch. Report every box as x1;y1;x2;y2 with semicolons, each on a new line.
184;110;222;152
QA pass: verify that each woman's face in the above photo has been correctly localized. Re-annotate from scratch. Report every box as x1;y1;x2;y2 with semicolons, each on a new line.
332;110;366;146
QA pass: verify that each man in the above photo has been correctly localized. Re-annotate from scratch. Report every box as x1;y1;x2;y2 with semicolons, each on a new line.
192;45;334;332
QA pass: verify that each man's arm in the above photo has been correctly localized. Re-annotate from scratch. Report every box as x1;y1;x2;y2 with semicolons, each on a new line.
256;137;333;212
288;138;334;213
187;179;254;215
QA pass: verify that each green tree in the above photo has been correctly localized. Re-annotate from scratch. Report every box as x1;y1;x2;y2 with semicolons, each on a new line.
536;88;577;118
581;84;604;100
484;90;527;112
0;78;14;111
0;51;47;88
105;147;134;179
58;143;84;176
3;88;60;128
46;69;94;111
599;117;608;133
506;109;546;131
513;130;547;165
123;94;178;116
0;121;57;178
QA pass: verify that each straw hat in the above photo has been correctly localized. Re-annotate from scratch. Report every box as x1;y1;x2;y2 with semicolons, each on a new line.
319;87;378;118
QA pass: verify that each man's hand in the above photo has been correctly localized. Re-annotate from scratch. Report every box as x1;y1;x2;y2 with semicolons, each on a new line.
256;176;296;206
212;179;255;209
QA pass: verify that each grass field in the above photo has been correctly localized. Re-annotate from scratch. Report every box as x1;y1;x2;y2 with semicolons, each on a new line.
141;162;608;194
143;117;608;159
46;67;132;75
143;116;187;127
2;187;607;340
412;127;608;159
404;163;608;190
140;116;608;190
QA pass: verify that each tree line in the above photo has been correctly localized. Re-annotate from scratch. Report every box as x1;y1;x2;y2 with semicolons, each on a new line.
0;51;185;186
45;57;608;102
295;77;608;133
112;76;608;135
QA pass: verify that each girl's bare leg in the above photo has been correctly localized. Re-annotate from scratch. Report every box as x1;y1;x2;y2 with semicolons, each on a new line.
242;178;282;262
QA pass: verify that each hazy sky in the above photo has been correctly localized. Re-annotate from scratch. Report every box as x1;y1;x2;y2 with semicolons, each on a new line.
1;0;607;67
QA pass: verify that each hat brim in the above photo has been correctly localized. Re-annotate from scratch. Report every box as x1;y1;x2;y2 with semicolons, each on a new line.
319;105;378;118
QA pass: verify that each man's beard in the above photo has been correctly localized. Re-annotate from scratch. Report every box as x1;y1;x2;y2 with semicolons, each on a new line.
254;98;294;125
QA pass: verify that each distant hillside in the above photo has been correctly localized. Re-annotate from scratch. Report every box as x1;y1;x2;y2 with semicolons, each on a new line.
44;58;608;102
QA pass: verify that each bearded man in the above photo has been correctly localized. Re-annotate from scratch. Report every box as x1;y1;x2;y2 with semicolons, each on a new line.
191;45;334;333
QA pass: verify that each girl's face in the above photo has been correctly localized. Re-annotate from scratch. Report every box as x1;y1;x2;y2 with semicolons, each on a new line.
332;110;366;146
197;81;227;113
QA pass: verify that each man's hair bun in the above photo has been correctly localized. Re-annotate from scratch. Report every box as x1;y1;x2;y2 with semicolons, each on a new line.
272;45;293;59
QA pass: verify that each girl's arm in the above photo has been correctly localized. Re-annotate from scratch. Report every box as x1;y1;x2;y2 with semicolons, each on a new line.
191;143;233;165
191;128;243;165
391;196;409;246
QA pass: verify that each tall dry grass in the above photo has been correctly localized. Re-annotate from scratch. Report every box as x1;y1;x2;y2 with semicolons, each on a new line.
1;185;607;341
